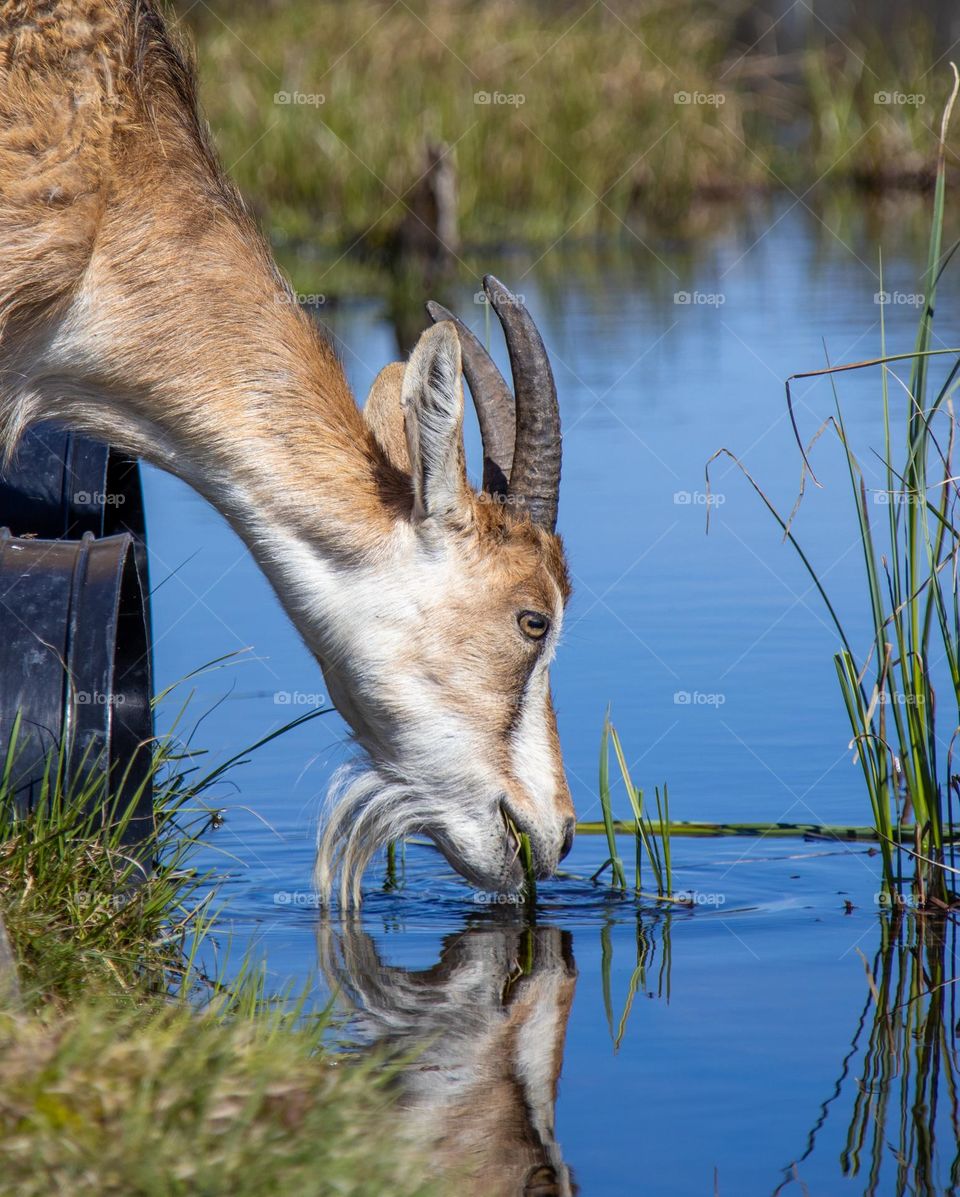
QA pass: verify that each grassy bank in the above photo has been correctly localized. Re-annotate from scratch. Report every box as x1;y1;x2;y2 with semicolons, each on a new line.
177;0;957;267
0;717;435;1197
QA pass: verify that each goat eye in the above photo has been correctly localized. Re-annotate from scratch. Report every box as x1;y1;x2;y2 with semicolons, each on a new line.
518;611;550;640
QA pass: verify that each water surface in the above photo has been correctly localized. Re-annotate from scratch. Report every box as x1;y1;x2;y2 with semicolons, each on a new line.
143;201;960;1195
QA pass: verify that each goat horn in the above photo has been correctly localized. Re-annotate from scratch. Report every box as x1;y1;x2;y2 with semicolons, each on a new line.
425;300;514;495
483;274;561;533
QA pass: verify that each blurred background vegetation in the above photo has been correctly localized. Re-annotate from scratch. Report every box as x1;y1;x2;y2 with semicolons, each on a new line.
175;0;960;294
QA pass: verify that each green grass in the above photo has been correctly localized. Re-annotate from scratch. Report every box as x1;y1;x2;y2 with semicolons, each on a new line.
576;820;960;841
0;670;330;1005
173;0;958;287
0;994;436;1197
708;68;960;907
592;712;676;901
0;683;436;1196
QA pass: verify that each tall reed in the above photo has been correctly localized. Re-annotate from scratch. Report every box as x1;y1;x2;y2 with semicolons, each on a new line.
709;69;960;905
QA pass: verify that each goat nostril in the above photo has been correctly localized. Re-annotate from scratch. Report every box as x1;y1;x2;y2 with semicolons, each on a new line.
559;818;575;861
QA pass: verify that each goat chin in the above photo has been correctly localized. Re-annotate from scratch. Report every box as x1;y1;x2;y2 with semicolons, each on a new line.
315;762;517;908
315;764;445;909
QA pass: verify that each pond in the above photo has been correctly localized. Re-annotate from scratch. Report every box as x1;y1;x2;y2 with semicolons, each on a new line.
143;198;960;1195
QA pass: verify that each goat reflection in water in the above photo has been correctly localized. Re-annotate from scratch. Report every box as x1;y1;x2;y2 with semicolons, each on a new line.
318;923;578;1197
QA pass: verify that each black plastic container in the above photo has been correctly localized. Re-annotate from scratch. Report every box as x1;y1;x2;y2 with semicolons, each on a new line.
0;423;151;624
0;530;154;846
0;424;155;851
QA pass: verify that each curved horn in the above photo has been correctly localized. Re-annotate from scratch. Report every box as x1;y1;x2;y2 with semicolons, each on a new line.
426;300;514;496
483;275;561;532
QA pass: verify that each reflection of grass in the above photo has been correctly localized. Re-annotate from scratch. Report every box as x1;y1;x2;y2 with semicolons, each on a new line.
710;71;960;906
600;911;672;1050
178;1;956;262
780;908;960;1195
0;686;433;1197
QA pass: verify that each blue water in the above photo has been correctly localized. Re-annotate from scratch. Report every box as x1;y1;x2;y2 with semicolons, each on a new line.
142;201;960;1195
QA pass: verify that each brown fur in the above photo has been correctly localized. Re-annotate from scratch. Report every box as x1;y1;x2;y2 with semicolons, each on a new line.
0;1;575;885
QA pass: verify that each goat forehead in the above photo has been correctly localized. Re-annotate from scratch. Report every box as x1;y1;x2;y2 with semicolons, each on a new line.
461;529;569;603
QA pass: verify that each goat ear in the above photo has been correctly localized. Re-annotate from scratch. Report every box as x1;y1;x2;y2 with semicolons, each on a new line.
363;362;410;471
402;321;469;522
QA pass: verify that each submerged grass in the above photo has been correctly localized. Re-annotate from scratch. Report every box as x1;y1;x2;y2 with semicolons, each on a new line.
709;69;960;907
0;681;436;1196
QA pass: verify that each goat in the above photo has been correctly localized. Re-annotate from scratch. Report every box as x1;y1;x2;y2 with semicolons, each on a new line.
0;1;574;903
